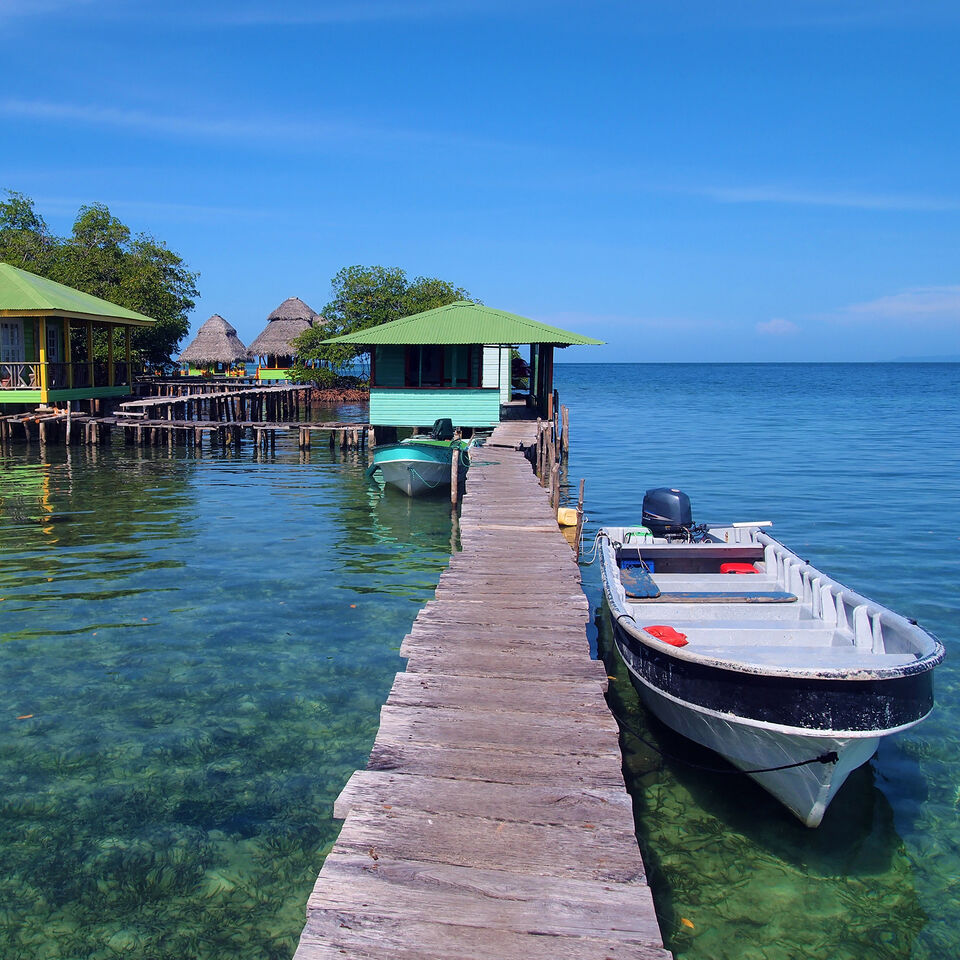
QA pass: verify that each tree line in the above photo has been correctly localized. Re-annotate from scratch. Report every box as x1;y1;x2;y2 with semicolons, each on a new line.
0;190;197;366
1;190;474;375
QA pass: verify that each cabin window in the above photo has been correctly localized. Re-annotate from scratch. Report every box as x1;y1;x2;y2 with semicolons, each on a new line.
443;346;481;387
1;321;24;363
45;323;61;363
399;345;483;388
405;345;444;387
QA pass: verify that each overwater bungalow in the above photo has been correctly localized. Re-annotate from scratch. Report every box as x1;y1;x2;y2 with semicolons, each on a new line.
322;301;602;428
248;297;323;381
178;314;248;377
0;262;155;409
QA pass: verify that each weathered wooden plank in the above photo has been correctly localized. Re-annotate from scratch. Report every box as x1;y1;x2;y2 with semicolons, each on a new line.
399;633;594;662
405;619;591;644
415;607;588;629
402;647;609;683
374;705;621;756
367;738;627;788
334;807;640;883
302;853;667;949
297;912;668;960
334;769;634;828
385;671;610;712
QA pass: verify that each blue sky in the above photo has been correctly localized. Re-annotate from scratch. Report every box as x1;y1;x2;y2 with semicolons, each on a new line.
1;0;958;361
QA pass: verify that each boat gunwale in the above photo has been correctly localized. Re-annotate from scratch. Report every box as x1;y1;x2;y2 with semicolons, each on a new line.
598;529;945;683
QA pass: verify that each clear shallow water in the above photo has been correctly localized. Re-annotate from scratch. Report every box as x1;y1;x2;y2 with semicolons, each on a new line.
0;418;455;959
555;363;960;960
2;367;958;960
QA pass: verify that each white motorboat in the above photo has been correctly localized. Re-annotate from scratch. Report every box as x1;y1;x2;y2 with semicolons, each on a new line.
598;488;944;827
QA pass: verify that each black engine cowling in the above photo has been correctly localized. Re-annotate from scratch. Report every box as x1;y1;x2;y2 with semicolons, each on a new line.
641;487;692;537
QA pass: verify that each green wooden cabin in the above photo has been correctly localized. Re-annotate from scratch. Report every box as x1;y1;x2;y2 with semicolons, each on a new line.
0;263;155;407
322;302;602;427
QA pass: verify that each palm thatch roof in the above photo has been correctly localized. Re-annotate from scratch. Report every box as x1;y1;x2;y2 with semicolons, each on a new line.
179;314;248;364
247;297;324;358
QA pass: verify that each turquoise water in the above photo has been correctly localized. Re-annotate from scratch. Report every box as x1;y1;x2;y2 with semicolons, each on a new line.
0;419;455;958
2;366;958;960
556;363;960;960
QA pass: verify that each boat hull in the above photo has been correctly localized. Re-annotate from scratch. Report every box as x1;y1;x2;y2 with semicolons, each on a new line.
368;441;466;497
378;458;457;497
613;619;879;826
598;522;943;826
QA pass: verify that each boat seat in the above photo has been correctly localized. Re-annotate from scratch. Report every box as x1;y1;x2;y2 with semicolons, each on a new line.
643;591;797;603
689;644;917;672
620;565;660;598
620;568;795;602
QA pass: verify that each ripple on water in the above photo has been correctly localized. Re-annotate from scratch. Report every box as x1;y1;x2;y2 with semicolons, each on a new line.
0;437;453;959
558;362;960;960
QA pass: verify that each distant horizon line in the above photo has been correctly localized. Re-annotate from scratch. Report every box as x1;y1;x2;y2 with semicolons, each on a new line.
553;358;960;364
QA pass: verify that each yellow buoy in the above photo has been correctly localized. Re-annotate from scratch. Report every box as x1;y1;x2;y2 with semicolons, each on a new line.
557;507;579;527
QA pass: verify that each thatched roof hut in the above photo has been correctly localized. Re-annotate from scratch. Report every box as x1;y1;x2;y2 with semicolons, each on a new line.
247;297;323;360
179;314;248;365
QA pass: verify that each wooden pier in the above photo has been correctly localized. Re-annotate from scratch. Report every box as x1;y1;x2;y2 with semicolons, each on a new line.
0;382;370;451
292;420;669;960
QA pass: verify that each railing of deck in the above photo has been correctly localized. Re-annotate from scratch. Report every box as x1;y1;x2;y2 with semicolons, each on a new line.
0;362;41;388
0;361;138;391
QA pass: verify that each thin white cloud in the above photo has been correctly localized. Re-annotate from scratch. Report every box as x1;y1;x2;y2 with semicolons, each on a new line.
756;317;799;336
0;98;352;142
0;97;507;152
842;286;960;324
698;184;960;213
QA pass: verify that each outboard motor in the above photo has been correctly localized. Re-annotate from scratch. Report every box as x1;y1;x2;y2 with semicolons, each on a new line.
642;487;692;538
431;418;454;441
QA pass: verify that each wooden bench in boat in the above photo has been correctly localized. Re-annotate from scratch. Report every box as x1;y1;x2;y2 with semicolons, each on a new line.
620;567;797;603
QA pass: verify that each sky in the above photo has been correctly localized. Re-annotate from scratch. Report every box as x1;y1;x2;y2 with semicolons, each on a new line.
1;0;959;362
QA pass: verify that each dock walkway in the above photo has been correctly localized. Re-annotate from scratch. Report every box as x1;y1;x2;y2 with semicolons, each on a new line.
292;421;669;959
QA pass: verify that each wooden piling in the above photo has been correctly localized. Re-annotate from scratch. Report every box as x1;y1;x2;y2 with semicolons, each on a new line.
574;478;586;561
450;446;459;505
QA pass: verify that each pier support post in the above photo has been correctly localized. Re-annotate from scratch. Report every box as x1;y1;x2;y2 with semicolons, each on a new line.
536;418;543;480
561;405;569;459
575;478;586;560
450;447;459;504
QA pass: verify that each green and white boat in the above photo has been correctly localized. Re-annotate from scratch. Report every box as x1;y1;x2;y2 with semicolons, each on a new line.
366;419;471;497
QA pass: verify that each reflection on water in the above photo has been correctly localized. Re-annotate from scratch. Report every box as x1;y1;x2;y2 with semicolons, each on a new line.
558;363;960;960
0;437;453;959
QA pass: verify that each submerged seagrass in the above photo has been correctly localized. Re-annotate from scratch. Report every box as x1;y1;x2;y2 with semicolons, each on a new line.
0;435;453;960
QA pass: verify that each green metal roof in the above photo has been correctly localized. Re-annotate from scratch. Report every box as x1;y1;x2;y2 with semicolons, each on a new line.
321;301;603;347
0;262;156;325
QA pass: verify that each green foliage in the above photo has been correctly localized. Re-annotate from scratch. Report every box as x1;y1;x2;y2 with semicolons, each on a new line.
292;265;474;369
0;191;198;365
287;363;339;387
0;191;53;271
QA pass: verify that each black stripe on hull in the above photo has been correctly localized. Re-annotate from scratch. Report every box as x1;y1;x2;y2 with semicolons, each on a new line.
613;621;934;732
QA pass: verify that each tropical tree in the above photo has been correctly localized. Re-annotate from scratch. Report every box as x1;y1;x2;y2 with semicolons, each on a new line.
0;191;198;365
290;265;473;380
